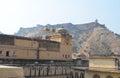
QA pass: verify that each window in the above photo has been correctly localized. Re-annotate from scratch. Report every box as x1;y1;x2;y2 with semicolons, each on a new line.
68;55;70;58
80;73;85;78
6;51;9;56
0;35;14;45
13;51;16;56
65;55;67;59
63;54;64;57
66;42;69;45
0;51;3;56
69;71;73;78
93;74;100;78
75;72;79;78
39;41;60;51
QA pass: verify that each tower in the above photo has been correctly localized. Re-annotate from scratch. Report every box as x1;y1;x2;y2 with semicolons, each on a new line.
50;27;73;60
41;26;73;61
95;19;99;26
95;19;98;23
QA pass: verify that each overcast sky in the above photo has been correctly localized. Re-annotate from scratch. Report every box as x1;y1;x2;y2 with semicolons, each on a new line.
0;0;120;34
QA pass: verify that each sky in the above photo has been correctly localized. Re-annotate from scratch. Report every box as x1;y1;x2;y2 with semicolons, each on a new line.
0;0;120;34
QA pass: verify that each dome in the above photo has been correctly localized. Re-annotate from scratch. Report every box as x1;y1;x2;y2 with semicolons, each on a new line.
56;27;68;35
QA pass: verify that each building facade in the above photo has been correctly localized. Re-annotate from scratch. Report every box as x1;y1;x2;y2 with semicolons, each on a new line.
0;27;72;64
72;56;120;78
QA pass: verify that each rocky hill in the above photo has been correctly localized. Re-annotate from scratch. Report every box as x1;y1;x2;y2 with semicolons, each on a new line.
0;32;3;34
15;20;120;55
79;27;120;56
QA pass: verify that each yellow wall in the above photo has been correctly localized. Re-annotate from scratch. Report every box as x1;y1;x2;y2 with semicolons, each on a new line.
72;69;120;78
89;58;116;69
39;50;71;60
0;45;37;59
14;38;38;59
0;38;38;59
40;51;62;60
39;35;72;61
0;66;24;78
15;39;38;48
85;71;120;78
44;35;72;61
0;34;72;61
60;36;72;60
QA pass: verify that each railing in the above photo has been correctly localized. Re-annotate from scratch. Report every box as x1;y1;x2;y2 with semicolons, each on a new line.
3;62;88;78
4;63;72;78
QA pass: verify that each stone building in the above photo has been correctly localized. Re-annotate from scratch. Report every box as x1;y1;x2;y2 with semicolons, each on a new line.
0;65;24;78
0;27;72;64
71;56;120;78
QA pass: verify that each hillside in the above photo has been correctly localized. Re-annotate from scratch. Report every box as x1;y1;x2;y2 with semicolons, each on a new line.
15;20;120;55
79;27;120;56
0;32;3;34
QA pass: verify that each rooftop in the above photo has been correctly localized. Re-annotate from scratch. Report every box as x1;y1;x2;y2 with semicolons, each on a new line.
72;66;120;73
88;67;120;73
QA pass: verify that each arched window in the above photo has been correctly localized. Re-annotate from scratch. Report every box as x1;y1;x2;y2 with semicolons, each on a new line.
93;74;100;78
106;75;113;78
69;71;74;78
80;72;85;78
75;72;79;78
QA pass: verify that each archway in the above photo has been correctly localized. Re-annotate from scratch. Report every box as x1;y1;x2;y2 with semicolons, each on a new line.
80;72;84;78
75;72;79;78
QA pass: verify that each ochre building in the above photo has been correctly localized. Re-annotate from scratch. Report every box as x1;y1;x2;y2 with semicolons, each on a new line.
0;27;72;64
71;56;120;78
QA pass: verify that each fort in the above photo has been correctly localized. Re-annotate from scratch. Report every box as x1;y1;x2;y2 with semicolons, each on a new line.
0;27;73;78
1;25;120;78
0;27;72;64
